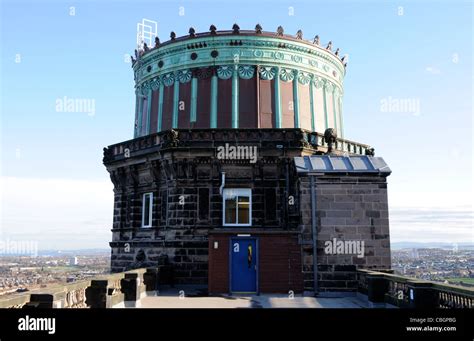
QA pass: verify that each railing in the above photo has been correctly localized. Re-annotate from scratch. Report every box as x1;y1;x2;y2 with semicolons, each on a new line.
2;267;472;308
103;128;372;163
434;282;474;309
357;269;474;309
0;268;163;309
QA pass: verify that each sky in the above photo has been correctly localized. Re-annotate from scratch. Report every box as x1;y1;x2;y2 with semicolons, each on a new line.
0;0;472;250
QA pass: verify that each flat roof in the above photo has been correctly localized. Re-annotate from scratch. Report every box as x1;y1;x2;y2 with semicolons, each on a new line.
294;155;391;175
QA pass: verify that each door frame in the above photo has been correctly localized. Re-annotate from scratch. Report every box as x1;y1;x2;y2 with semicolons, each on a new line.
229;236;259;295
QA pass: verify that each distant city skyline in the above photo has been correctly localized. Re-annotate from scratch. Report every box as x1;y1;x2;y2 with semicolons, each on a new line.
1;0;472;250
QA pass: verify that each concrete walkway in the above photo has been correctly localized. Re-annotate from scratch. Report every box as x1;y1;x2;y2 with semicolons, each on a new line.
137;289;367;308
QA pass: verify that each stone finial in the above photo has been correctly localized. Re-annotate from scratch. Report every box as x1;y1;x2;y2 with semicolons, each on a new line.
209;24;217;35
255;23;263;34
334;48;340;56
324;128;337;154
296;29;303;40
143;42;149;51
313;35;320;45
130;56;136;64
134;49;138;59
232;23;240;34
154;37;160;48
365;147;375;156
163;129;180;148
326;41;332;50
170;31;176;40
189;27;196;37
143;268;160;294
276;25;284;36
342;54;349;67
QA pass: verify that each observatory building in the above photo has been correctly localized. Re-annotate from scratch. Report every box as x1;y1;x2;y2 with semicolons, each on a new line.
103;25;392;295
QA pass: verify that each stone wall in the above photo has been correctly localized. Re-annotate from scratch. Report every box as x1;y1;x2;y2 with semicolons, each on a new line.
300;174;391;293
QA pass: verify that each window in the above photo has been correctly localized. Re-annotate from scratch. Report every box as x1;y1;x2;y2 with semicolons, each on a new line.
141;193;153;228
264;188;277;222
161;189;167;223
198;188;210;221
223;189;252;226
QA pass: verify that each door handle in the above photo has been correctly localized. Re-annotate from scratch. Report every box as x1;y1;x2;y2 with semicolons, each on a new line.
247;244;252;268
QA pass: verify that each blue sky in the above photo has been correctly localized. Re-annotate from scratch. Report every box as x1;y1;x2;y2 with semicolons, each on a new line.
0;0;472;250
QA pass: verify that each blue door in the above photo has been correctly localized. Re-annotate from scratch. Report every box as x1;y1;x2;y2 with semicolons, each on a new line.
230;238;257;293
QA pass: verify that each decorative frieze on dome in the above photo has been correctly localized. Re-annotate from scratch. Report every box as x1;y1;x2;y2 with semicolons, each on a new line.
150;77;161;91
217;65;233;80
138;66;341;96
279;68;294;82
297;71;311;85
177;69;192;83
140;81;150;95
312;76;324;89
162;72;175;87
323;80;334;92
238;65;254;79
259;66;276;80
